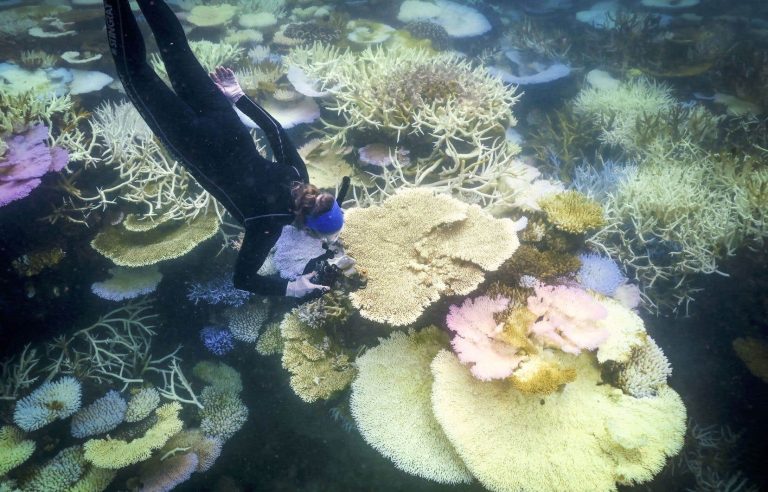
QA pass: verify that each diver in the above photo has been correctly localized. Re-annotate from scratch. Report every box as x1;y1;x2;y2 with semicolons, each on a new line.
101;0;349;298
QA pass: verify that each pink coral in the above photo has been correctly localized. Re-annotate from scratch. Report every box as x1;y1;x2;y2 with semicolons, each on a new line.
446;295;527;381
0;124;69;207
527;283;609;354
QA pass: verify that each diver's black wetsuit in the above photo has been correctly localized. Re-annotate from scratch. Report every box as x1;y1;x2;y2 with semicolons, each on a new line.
103;0;309;295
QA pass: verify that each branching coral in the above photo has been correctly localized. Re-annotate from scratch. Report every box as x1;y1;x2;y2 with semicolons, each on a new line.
588;144;757;314
616;337;672;398
284;44;525;210
341;189;522;326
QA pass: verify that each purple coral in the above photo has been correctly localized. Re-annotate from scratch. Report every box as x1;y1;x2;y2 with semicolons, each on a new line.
577;253;627;296
0;124;69;207
200;326;234;356
186;274;251;307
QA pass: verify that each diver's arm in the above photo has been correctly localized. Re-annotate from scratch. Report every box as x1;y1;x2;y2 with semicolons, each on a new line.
233;226;289;296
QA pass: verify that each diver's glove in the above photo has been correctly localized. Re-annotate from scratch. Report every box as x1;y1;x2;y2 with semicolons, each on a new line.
210;66;245;103
286;272;330;298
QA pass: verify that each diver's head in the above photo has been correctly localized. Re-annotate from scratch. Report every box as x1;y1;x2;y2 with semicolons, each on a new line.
292;183;344;241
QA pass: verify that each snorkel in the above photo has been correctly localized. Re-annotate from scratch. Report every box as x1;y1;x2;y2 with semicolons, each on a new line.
305;176;350;238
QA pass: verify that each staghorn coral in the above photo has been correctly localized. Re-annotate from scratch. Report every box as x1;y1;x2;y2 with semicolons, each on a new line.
187;273;252;307
285;44;524;209
66;101;225;226
589;145;760;314
83;402;183;469
539;190;606;234
616;337;672;398
90;211;220;267
431;349;686;492
350;327;471;484
0;426;34;476
151;40;243;76
341;189;521;326
280;310;355;403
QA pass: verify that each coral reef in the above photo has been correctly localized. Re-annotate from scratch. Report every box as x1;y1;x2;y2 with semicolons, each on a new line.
350;327;472;484
91;265;162;301
616;338;672;398
577;252;627;296
199;387;248;441
200;327;235;356
0;426;34;476
226;302;269;343
70;390;127;438
13;377;82;432
539;190;606;234
125;387;161;423
187;273;252;307
280;310;356;403
83;402;183;469
341;189;522;325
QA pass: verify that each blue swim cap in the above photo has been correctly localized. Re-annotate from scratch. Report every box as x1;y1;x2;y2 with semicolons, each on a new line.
305;200;344;234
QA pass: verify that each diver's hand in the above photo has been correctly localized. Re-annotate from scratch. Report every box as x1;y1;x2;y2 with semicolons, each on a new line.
210;66;245;103
286;272;330;298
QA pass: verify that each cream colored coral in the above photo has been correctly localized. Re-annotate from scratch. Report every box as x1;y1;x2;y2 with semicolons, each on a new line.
617;337;672;398
298;138;362;190
350;327;472;484
595;297;648;365
430;349;686;492
341;189;520;326
187;4;237;27
280;311;355;402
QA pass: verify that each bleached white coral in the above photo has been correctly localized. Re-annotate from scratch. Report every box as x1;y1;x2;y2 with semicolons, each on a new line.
226;302;269;343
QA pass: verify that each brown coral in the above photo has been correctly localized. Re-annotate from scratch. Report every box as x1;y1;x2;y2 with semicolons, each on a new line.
539;191;606;234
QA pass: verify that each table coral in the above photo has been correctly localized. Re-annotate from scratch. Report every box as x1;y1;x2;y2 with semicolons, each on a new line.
341;189;521;326
350;327;472;484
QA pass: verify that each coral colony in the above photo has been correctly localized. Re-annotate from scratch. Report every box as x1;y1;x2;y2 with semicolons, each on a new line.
1;0;767;491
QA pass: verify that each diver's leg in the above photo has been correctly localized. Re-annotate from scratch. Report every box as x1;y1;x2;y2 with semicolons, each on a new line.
133;0;230;114
103;0;250;221
237;96;310;182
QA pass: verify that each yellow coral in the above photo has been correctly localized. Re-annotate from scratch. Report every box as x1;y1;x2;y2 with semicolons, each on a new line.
431;350;686;492
350;327;472;484
91;212;219;267
187;4;237;27
83;403;183;469
595;297;648;365
498;306;538;355
498;244;581;282
341;189;520;326
733;337;768;384
280;311;356;403
0;425;35;476
540;190;605;234
510;353;577;394
256;321;283;356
